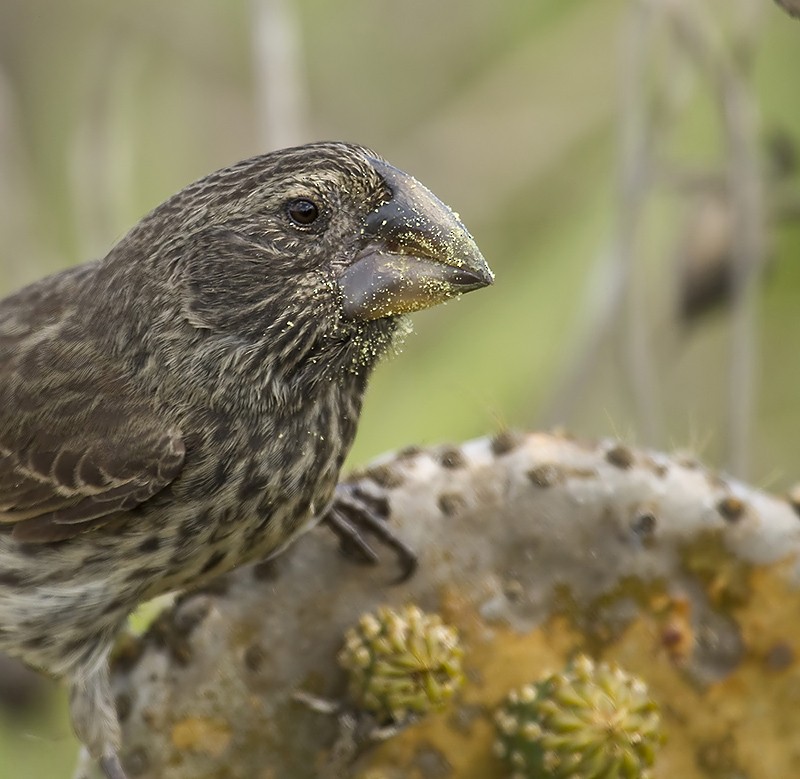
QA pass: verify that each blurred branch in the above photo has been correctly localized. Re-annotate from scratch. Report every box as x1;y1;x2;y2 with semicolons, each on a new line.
69;41;116;262
0;67;53;290
70;32;147;266
250;0;309;150
544;0;767;478
775;189;800;221
543;0;668;439
540;249;626;428
666;0;766;477
616;0;663;445
774;0;800;19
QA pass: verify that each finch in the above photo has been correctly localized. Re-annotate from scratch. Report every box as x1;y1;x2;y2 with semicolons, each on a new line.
0;142;492;778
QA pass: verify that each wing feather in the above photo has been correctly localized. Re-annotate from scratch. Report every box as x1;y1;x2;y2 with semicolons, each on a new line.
0;429;185;542
0;263;187;543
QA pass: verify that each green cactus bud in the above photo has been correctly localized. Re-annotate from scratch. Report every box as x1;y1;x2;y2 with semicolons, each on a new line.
338;604;464;723
494;655;664;779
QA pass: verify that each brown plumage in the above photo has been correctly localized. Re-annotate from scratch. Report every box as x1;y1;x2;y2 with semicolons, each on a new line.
0;141;492;778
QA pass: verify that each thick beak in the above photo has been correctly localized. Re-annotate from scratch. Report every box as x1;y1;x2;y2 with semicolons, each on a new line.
338;157;494;321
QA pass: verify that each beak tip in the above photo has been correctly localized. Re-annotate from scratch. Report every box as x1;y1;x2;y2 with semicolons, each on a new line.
473;268;495;290
463;249;494;289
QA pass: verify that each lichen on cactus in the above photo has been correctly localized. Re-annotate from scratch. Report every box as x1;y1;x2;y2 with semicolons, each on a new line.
494;655;664;779
337;604;464;723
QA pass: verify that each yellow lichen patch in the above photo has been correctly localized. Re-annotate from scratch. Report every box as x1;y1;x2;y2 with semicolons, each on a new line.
580;565;800;779
734;558;799;658
571;576;674;652
680;530;753;608
349;690;489;776
170;716;232;759
722;560;800;776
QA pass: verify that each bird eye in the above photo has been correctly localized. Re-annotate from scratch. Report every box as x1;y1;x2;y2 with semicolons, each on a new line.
286;198;320;226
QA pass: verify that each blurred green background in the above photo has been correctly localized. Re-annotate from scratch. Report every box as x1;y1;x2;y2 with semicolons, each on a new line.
1;0;798;775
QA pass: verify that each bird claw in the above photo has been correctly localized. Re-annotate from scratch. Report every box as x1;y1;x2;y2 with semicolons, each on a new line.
323;483;417;583
74;750;127;779
100;753;127;779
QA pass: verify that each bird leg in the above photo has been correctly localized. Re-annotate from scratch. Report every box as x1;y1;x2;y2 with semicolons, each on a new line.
73;749;127;779
323;482;417;582
99;754;127;779
70;656;127;779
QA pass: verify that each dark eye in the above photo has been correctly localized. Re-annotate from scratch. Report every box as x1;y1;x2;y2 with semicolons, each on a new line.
286;198;320;226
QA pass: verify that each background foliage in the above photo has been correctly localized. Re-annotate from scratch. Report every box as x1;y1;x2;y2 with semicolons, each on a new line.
0;0;798;775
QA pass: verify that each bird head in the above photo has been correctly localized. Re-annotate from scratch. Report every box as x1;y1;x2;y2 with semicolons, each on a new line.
131;142;492;376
